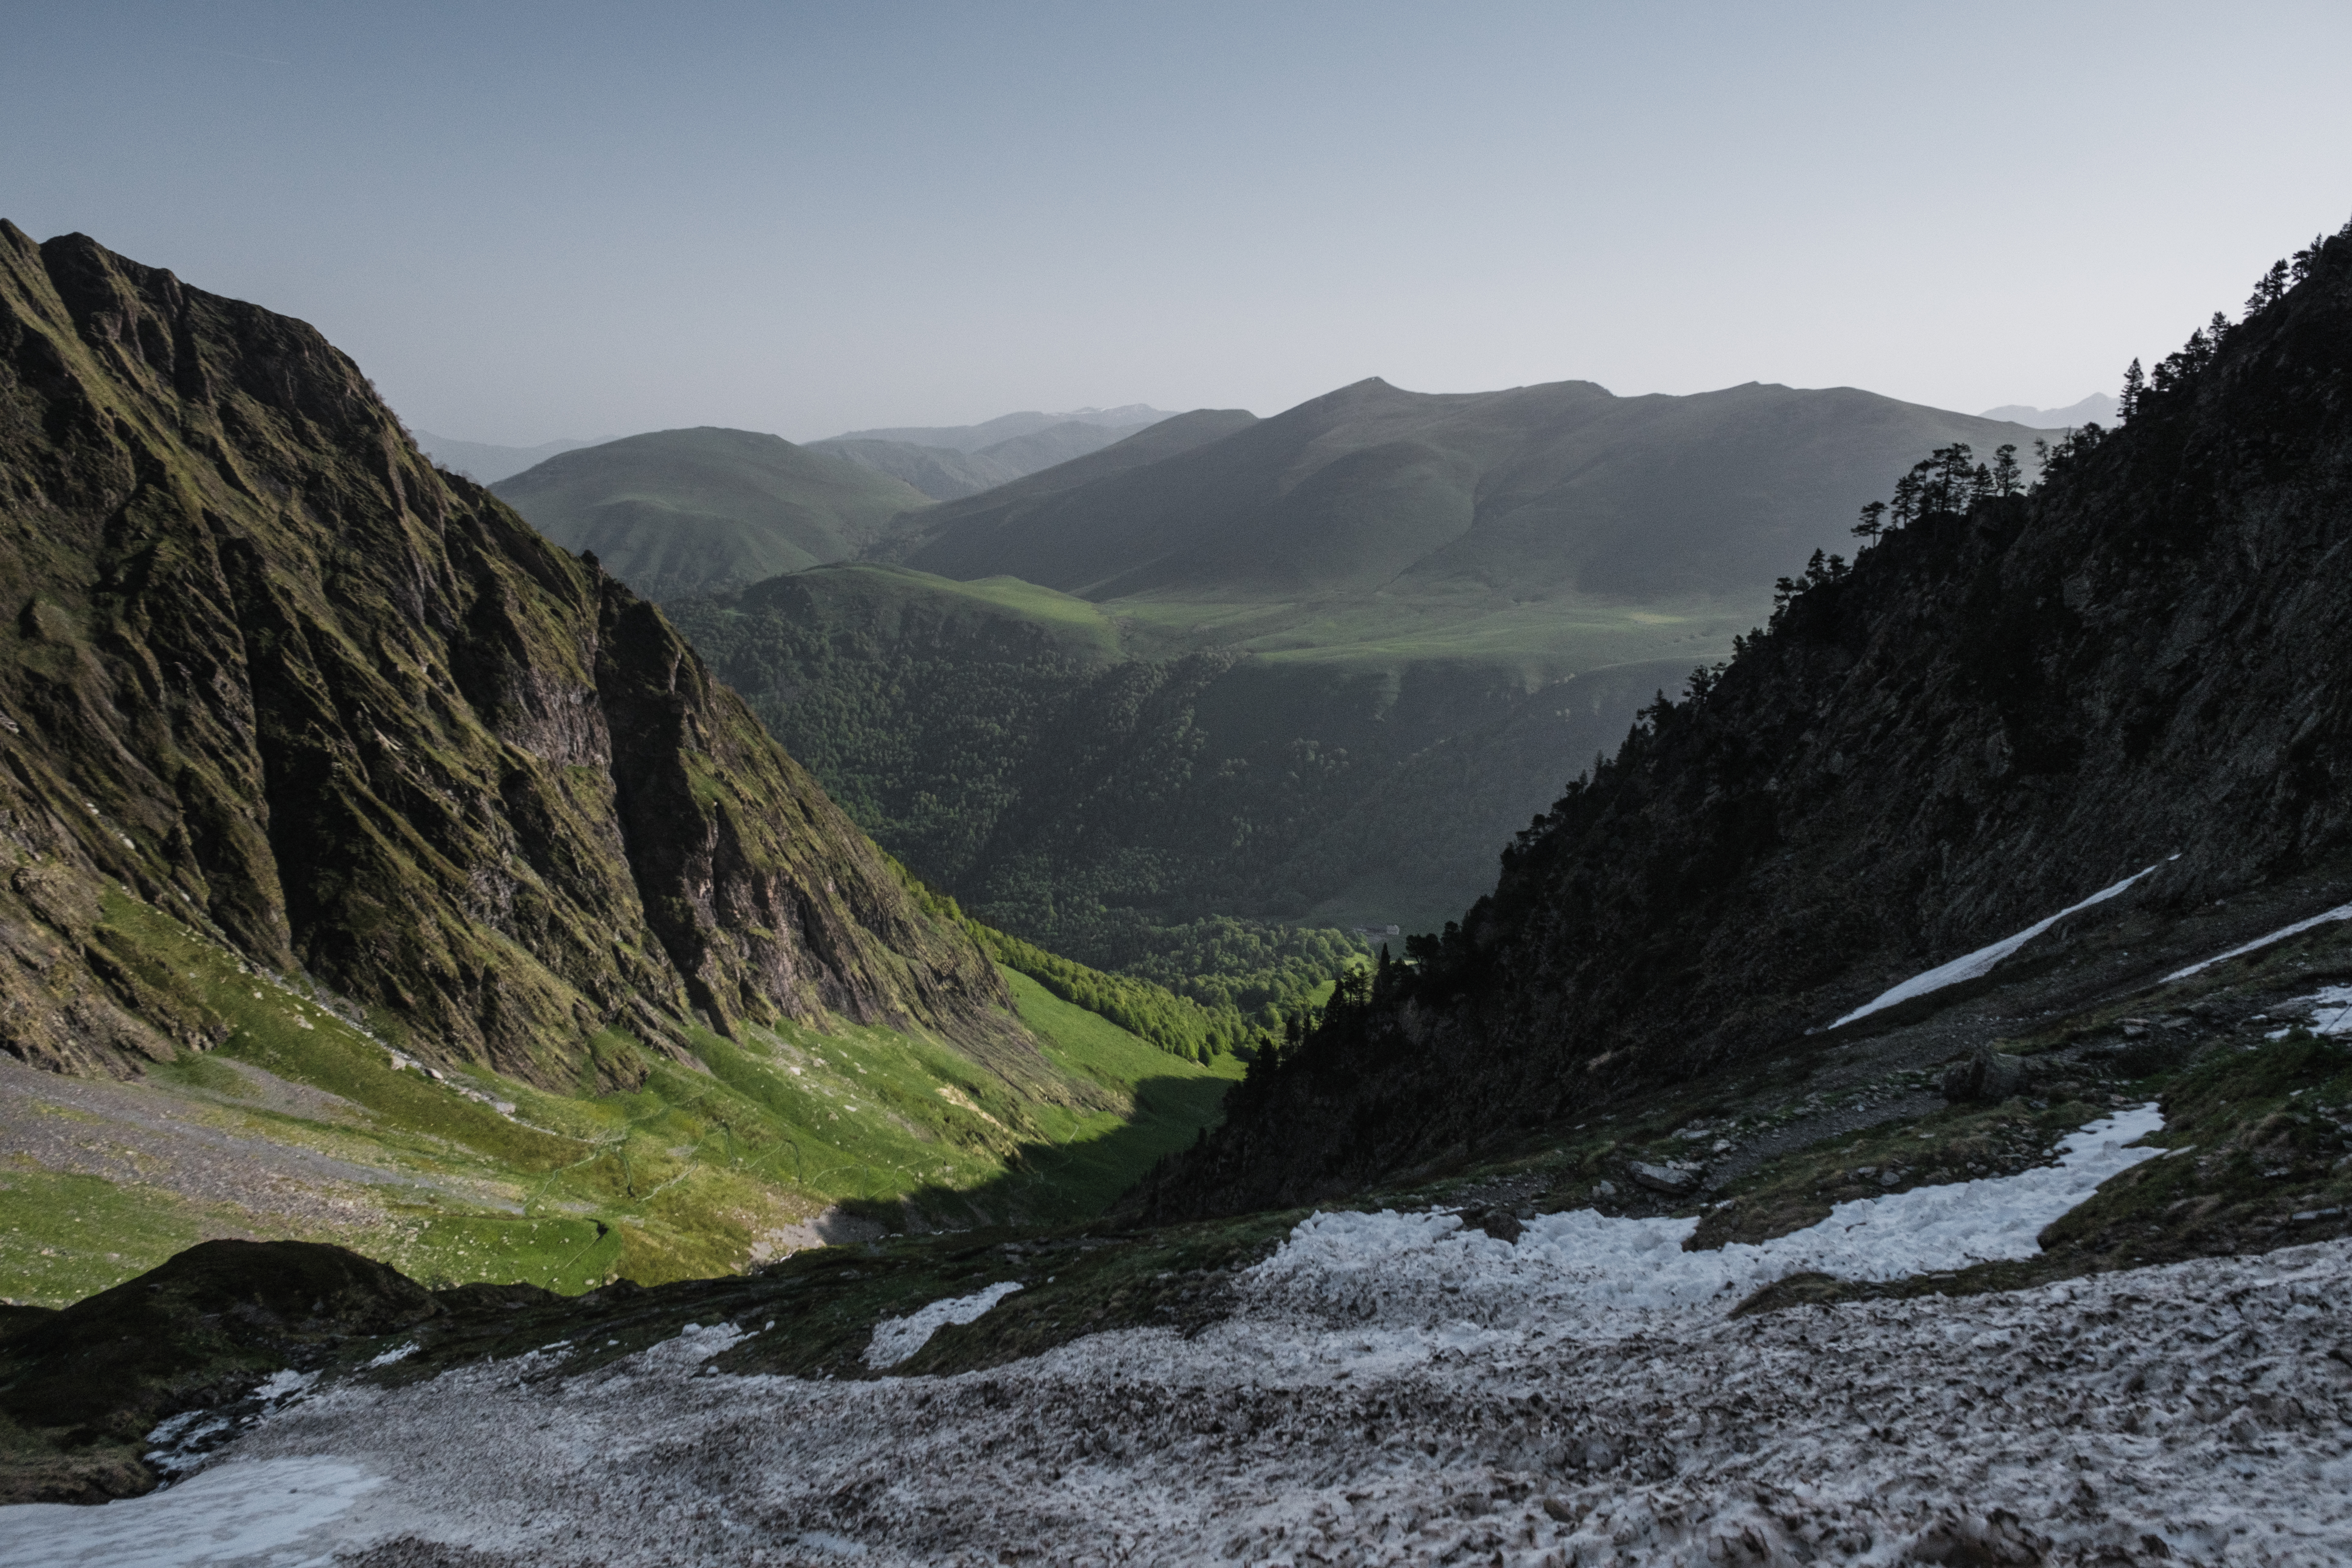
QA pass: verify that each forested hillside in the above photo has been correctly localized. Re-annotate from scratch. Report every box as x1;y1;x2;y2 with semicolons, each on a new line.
1136;221;2352;1216
669;565;1444;1017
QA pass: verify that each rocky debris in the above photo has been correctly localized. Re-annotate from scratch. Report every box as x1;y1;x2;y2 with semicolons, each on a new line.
1627;1160;1703;1196
75;1238;2351;1566
1942;1046;2029;1104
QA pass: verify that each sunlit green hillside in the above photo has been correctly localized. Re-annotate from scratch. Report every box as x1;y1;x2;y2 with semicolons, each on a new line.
0;888;1239;1309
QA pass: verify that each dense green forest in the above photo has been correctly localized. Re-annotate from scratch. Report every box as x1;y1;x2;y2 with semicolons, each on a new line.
880;856;1323;1060
671;569;1386;1017
665;565;1668;1014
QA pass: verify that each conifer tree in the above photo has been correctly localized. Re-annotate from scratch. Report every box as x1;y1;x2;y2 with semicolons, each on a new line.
2247;259;2291;313
1991;443;2022;497
2119;359;2145;420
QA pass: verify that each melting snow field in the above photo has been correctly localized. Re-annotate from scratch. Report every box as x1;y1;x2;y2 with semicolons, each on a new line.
10;1106;2351;1566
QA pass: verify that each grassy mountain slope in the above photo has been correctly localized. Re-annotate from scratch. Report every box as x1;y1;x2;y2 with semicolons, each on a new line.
1136;221;2352;1216
886;376;2054;602
0;222;1245;1306
868;408;1261;565
0;883;1239;1314
491;427;932;598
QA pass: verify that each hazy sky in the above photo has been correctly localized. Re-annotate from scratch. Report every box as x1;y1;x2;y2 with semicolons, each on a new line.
5;2;2348;445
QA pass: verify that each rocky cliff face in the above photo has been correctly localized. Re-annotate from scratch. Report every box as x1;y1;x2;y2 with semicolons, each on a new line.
0;224;1027;1083
1142;220;2352;1215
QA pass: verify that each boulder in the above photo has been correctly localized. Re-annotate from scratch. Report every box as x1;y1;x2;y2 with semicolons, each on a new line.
1628;1161;1703;1196
1941;1047;2027;1103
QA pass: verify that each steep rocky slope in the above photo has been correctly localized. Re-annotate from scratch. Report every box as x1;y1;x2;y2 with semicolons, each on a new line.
1140;220;2352;1214
0;222;1027;1088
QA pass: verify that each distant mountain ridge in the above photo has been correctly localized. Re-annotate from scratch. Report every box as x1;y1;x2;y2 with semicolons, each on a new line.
1979;392;2118;428
810;409;1180;501
492;427;933;598
414;430;606;483
881;376;2059;603
828;404;1176;451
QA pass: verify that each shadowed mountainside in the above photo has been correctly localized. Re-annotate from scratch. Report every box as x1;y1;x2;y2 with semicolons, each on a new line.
1135;221;2352;1216
0;223;1032;1089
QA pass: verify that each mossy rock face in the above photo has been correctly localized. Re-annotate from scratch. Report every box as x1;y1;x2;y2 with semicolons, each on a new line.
0;222;1031;1086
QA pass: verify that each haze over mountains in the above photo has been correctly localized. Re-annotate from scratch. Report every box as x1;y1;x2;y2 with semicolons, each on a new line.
808;405;1176;500
490;377;2064;964
411;430;605;483
1979;391;2119;427
883;376;2053;601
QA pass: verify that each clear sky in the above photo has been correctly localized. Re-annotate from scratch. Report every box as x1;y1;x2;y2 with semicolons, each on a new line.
5;2;2347;445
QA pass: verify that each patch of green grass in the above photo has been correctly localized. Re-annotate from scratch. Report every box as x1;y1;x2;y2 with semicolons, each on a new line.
11;893;1255;1307
0;1172;236;1309
1107;587;1762;683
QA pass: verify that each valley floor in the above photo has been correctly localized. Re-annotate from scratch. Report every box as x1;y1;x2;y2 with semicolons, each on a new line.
9;1186;2346;1564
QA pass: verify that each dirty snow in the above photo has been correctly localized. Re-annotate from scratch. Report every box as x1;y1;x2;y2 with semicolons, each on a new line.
2164;901;2352;982
1252;1104;2167;1332
862;1280;1024;1368
2255;984;2352;1039
1833;862;2163;1027
14;1108;2352;1565
0;1456;380;1567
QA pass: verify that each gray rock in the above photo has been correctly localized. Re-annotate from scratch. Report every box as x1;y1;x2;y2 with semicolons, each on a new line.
1628;1161;1703;1196
1941;1047;2027;1103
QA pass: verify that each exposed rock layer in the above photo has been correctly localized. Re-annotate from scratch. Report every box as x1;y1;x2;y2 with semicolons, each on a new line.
0;223;1026;1083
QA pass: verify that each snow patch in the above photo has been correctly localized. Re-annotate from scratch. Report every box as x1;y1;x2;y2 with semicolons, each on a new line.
0;1456;380;1566
1250;1105;2167;1332
2165;901;2352;982
863;1281;1024;1369
2262;984;2352;1039
634;1320;746;1375
1833;863;2163;1028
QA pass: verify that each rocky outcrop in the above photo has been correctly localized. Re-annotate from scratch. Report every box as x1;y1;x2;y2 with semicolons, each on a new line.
1139;219;2352;1216
0;223;1029;1083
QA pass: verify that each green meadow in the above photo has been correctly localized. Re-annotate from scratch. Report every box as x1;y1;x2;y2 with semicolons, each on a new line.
0;890;1240;1308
